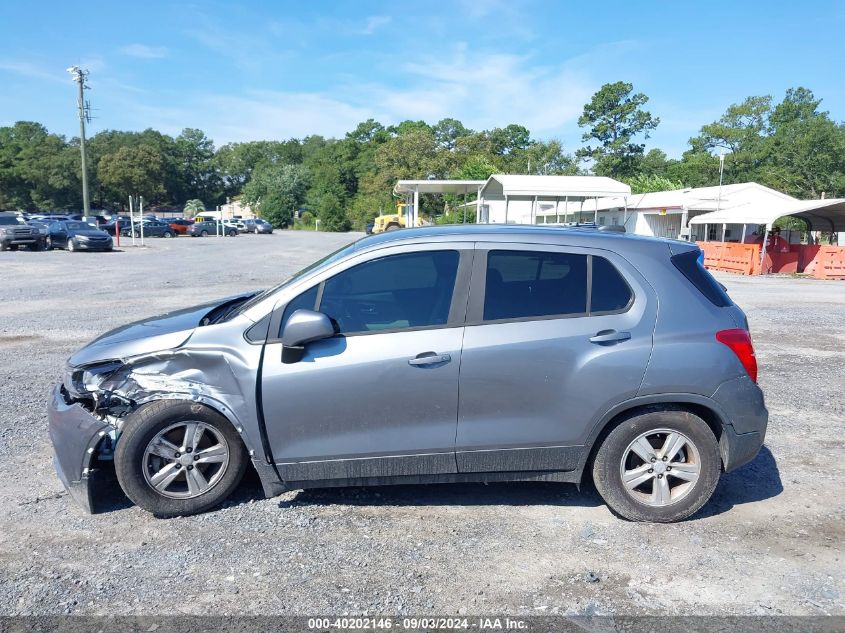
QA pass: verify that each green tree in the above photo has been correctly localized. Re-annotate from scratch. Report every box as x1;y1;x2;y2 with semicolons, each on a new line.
174;128;218;202
577;81;659;178
314;192;351;232
626;174;685;194
432;118;472;150
692;95;772;184
765;88;845;197
488;124;531;155
97;144;166;204
241;163;309;227
183;199;205;214
0;121;79;210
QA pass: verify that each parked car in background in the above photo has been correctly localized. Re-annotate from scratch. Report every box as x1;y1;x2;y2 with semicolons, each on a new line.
82;215;108;227
101;219;131;236
0;212;44;251
167;218;194;235
122;220;175;238
27;220;50;238
188;220;239;237
47;221;113;252
48;225;766;521
239;218;273;234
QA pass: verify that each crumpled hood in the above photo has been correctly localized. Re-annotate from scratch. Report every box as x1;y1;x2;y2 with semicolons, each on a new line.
68;291;257;368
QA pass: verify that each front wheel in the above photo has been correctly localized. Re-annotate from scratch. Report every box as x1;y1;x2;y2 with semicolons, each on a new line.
592;409;721;523
115;400;248;517
200;230;208;237
67;239;76;252
163;231;173;238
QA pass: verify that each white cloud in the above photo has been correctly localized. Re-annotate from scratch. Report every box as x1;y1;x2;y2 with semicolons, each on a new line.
358;15;392;35
120;44;168;59
110;44;598;145
120;90;375;145
0;61;64;83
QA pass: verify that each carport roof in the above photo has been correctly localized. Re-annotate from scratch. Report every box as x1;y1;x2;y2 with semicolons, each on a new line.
481;174;631;198
689;198;845;231
394;180;486;195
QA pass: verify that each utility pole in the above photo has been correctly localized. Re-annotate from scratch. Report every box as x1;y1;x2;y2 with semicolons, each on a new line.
67;66;92;217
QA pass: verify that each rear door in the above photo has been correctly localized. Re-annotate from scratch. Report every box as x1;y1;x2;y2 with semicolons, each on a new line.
455;243;657;473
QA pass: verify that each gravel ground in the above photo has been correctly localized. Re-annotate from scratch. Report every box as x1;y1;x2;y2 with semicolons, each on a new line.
0;232;843;617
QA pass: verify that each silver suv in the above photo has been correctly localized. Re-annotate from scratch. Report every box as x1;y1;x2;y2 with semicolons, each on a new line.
48;225;767;522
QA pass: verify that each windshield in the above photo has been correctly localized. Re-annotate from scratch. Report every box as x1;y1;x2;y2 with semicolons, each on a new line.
66;222;86;230
232;240;360;316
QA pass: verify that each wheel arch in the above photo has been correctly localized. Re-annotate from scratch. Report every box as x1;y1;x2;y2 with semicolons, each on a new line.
578;394;728;486
124;396;284;499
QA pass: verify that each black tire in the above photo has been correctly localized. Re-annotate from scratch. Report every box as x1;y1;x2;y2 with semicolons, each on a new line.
228;229;237;237
163;231;173;238
592;408;721;523
385;224;401;231
201;230;208;237
114;400;248;517
0;242;8;252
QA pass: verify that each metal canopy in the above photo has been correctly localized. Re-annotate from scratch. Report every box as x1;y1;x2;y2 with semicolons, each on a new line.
481;175;631;199
394;180;486;195
689;198;845;232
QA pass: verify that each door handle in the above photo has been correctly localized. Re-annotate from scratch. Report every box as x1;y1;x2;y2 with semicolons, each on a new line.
589;330;631;345
408;352;452;366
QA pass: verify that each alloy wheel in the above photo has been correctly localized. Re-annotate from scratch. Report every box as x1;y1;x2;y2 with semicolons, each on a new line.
142;421;230;499
619;428;701;507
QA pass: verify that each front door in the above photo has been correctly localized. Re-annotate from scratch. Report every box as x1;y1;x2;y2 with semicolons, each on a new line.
456;244;656;473
260;246;471;482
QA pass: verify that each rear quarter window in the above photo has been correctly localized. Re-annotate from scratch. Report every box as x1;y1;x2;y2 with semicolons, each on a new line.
590;256;633;313
671;249;732;307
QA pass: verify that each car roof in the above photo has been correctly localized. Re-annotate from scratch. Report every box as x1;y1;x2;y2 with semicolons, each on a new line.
352;223;695;254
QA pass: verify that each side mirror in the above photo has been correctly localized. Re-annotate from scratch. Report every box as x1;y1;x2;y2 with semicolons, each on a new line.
281;309;336;363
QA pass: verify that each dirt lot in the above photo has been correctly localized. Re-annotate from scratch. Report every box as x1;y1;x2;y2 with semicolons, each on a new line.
0;232;843;617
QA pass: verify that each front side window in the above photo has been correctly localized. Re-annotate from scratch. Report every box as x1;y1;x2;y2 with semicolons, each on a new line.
319;250;459;334
484;250;588;321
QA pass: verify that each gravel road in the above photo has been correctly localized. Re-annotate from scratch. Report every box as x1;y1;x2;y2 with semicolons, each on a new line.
0;232;842;617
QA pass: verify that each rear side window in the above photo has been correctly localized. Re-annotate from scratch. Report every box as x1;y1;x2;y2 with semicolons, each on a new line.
591;256;633;313
484;251;588;320
671;250;732;307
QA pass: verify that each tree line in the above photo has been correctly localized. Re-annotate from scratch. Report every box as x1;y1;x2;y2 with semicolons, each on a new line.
1;83;843;230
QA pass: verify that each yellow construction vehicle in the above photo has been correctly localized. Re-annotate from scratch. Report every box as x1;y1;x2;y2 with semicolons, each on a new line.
371;201;426;234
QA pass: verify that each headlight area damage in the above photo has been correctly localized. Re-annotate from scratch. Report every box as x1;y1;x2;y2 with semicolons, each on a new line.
48;350;284;513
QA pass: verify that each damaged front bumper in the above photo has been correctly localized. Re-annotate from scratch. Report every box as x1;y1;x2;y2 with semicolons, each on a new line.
47;384;112;513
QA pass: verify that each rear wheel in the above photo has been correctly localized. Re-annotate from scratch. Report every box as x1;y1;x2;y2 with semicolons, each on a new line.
115;400;248;517
228;229;237;237
201;230;208;237
592;409;720;523
163;231;173;238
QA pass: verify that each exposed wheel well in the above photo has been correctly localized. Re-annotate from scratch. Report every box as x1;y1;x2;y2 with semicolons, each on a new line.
582;402;724;486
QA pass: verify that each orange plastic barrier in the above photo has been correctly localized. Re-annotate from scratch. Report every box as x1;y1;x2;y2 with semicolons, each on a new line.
696;241;761;275
812;246;845;280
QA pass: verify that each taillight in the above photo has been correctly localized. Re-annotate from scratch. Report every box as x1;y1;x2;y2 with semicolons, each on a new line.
716;329;758;383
